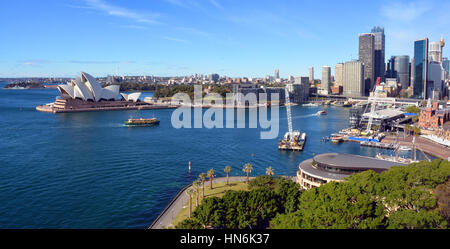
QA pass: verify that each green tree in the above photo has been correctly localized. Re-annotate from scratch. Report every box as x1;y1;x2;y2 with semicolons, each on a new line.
405;105;421;114
199;173;206;198
266;166;274;177
224;166;232;185
193;179;201;207
207;169;215;190
185;187;195;219
243;163;253;184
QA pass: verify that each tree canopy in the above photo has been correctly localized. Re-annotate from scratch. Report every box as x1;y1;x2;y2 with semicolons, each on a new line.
176;160;450;229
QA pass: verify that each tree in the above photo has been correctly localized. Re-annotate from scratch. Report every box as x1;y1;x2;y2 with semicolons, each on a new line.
185;187;195;219
224;166;232;185
193;180;201;207
405;105;421;114
199;173;206;198
243;163;253;184
266;166;274;177
207;169;215;190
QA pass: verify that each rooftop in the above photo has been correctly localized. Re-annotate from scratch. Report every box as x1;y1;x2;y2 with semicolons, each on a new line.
314;153;407;170
362;108;404;119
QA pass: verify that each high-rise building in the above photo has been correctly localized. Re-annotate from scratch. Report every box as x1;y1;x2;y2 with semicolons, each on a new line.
343;61;365;97
443;57;449;74
371;26;386;82
308;67;314;82
335;63;344;86
427;62;445;100
359;33;375;95
414;38;429;99
387;56;410;90
429;42;443;63
274;69;280;79
410;58;415;88
321;66;331;94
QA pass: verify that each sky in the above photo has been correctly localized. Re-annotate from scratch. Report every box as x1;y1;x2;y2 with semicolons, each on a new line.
1;0;449;78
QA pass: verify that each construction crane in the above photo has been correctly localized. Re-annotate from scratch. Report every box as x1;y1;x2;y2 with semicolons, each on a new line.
285;87;293;142
362;77;381;133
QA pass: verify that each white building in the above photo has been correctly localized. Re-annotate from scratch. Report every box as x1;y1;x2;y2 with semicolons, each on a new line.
57;72;140;102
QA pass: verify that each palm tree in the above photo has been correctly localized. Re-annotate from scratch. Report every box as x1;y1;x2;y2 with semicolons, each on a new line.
266;166;274;177
207;169;215;190
242;163;253;184
185;187;195;219
193;179;201;207
199;173;206;198
224;166;232;185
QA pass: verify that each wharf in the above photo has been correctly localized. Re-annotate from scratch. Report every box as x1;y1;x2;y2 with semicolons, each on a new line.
360;141;395;149
381;135;450;160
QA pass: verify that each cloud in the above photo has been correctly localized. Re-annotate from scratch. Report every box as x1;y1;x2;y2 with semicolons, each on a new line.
162;36;189;43
119;24;148;30
69;60;136;64
19;60;52;66
82;0;160;24
209;0;223;10
381;1;432;22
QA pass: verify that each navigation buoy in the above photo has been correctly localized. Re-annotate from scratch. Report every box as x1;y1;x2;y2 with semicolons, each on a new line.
188;161;191;171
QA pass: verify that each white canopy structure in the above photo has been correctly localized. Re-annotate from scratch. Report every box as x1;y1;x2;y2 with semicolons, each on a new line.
57;72;120;101
120;92;142;102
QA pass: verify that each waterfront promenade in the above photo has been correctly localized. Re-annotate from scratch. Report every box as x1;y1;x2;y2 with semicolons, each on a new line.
381;135;450;160
149;175;297;229
149;176;253;229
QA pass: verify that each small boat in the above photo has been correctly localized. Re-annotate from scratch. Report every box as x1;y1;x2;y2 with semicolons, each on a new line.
125;118;160;126
302;103;319;107
331;135;344;143
398;146;412;151
316;110;327;115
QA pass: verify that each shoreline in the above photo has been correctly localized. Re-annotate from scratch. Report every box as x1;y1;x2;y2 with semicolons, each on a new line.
149;175;296;229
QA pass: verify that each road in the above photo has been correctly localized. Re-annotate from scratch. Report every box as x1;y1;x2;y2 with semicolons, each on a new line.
381;135;450;160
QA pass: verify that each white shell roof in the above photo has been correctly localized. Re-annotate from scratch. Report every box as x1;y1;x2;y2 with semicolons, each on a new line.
57;72;120;102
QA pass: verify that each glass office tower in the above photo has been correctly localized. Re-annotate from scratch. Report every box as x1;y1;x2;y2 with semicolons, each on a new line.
413;38;428;99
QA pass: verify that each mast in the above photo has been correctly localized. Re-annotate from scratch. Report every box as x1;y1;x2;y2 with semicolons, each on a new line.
285;87;293;142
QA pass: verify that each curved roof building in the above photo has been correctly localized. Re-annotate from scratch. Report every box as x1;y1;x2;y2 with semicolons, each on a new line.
120;92;142;102
57;72;121;102
297;153;407;189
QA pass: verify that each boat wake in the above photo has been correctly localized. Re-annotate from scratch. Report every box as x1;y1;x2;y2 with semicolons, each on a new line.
291;113;318;119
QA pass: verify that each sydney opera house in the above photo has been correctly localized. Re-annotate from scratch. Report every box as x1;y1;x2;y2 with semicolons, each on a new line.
36;72;158;113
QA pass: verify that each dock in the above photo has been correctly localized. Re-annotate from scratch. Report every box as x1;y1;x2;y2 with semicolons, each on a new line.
360;141;395;149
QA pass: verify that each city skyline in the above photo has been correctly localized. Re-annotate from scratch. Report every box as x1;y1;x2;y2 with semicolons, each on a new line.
1;0;450;78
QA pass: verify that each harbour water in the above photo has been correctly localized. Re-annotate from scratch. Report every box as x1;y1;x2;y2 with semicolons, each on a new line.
0;82;431;228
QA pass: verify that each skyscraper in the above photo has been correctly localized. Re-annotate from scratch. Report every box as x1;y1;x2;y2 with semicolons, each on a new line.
429;42;442;63
321;66;331;94
443;57;449;74
413;38;429;99
371;26;385;82
335;63;344;86
359;33;375;95
274;68;280;80
343;61;365;97
387;56;410;90
308;67;314;83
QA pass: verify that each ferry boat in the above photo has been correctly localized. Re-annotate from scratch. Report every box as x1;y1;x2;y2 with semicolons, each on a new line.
278;131;306;151
124;118;160;126
316;110;327;115
331;135;344;143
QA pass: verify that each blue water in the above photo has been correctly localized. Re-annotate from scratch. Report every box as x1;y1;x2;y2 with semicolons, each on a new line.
0;82;430;228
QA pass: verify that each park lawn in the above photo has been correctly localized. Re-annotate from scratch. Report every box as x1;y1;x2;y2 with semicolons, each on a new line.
169;181;249;228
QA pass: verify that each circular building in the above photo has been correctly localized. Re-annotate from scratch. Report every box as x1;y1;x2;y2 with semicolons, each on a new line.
297;153;407;189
